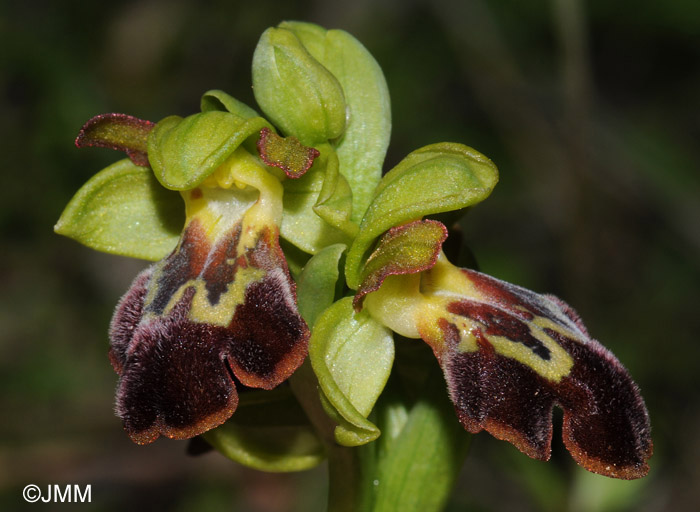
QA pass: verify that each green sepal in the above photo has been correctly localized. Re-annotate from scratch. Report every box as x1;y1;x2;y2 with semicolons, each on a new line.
200;89;259;119
148;111;272;190
203;388;325;472
312;147;357;238
54;159;182;261
309;297;394;446
280;146;353;254
354;220;447;310
280;21;391;222
252;26;346;145
296;243;346;328
345;142;499;288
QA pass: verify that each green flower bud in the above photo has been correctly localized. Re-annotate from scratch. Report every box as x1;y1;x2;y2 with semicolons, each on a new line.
252;27;347;145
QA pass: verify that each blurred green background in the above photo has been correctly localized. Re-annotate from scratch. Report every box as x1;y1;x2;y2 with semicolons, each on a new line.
2;0;698;510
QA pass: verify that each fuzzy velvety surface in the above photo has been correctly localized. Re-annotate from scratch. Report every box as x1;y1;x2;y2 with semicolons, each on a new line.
426;269;652;479
108;221;308;444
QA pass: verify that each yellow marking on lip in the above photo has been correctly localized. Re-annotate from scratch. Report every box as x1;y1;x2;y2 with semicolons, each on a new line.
144;265;266;328
405;279;575;382
188;266;266;326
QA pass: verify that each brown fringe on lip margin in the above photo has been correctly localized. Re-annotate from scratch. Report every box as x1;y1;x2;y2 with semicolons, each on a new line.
420;269;652;479
108;220;309;444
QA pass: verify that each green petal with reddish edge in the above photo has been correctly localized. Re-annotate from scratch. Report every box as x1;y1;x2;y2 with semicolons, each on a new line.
309;297;394;446
345;142;498;289
252;27;346;145
296;243;346;328
148;111;272;190
257;127;320;178
75;113;154;167
354;220;447;311
200;89;259;119
203;389;325;472
280;146;352;254
54;159;182;261
280;21;391;222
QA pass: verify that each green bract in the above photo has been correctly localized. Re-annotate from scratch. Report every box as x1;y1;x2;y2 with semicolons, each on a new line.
371;371;472;512
203;389;325;472
280;145;354;254
309;298;394;446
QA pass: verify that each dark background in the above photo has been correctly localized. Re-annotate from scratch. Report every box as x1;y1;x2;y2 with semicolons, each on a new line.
2;0;699;510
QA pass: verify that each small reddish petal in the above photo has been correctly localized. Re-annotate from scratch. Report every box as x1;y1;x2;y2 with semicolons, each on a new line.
256;127;319;178
76;113;154;167
354;220;448;311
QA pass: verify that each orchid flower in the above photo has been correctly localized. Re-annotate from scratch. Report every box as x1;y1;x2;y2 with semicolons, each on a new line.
56;20;651;510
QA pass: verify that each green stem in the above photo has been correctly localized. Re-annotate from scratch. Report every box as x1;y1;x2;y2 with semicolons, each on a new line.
291;351;472;512
290;360;377;512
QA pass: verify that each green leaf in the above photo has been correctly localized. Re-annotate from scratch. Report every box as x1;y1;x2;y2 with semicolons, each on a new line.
200;89;259;119
297;243;346;327
309;297;394;447
280;21;392;222
280;147;353;254
54;159;182;261
346;142;499;288
372;368;471;512
203;388;325;472
148;111;272;190
252;27;346;145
